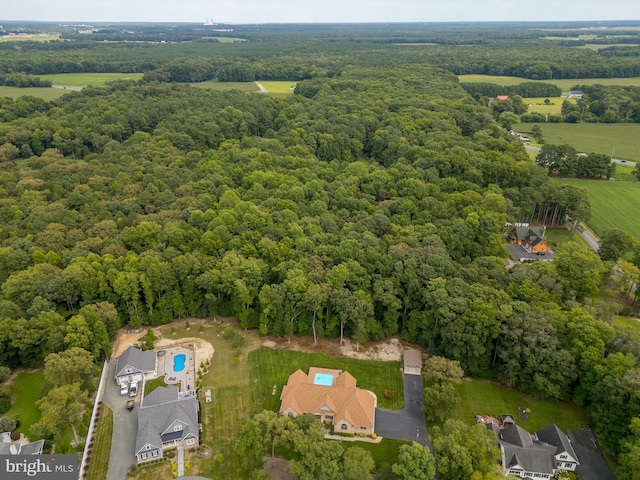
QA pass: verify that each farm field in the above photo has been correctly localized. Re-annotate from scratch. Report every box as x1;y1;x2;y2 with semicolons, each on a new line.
517;122;640;162
38;73;144;87
190;80;259;92
0;34;60;42
452;379;587;433
458;74;640;91
578;43;640;51
552;177;640;240
0;85;67;100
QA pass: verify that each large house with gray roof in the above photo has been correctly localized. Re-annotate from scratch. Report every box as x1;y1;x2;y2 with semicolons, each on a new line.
114;346;157;385
135;385;200;463
497;423;579;478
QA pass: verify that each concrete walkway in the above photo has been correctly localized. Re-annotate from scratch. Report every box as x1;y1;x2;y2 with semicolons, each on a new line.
374;373;431;449
177;445;185;477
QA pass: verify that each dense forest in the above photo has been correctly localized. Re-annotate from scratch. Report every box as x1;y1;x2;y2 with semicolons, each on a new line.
1;21;640;477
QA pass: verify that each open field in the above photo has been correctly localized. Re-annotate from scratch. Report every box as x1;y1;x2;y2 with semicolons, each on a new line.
459;74;640;91
452;379;587;433
523;97;566;115
343;438;407;470
0;85;67;100
249;347;404;412
190;80;260;92
613;163;638;182
6;370;45;437
552;177;640;240
614;316;640;335
39;73;144;87
545;228;590;250
86;405;113;480
258;81;297;94
578;43;640;51
517;122;640;162
202;36;248;43
0;34;60;42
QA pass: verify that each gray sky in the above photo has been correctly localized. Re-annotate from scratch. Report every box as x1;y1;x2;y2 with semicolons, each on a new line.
2;0;640;23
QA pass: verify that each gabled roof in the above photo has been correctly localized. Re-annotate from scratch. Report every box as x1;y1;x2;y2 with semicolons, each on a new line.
509;226;546;243
0;437;44;455
115;346;156;378
500;424;533;448
536;424;579;462
279;368;375;428
135;386;199;455
403;349;422;368
501;441;556;475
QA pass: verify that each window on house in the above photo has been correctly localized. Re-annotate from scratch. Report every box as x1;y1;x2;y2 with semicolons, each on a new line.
141;453;148;460
560;454;568;459
315;414;321;419
146;445;150;450
325;415;333;420
186;438;195;445
360;426;367;430
174;425;183;432
341;424;347;430
152;451;158;458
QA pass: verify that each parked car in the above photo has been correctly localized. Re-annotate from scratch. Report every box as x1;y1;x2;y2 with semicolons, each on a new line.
129;380;138;397
120;383;129;396
126;399;135;411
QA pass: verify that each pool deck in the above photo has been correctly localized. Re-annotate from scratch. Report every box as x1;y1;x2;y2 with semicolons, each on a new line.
154;343;197;396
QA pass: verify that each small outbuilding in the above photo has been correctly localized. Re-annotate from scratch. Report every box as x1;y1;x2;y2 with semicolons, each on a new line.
403;349;422;375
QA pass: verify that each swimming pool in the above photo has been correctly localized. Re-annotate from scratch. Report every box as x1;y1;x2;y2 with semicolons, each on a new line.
313;372;334;386
173;353;187;372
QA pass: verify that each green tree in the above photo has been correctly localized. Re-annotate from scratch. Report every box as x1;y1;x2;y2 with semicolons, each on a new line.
423;356;464;385
253;410;294;457
554;243;606;301
599;229;635;262
423;382;459;425
44;347;94;388
392;442;437;480
0;366;10;383
32;382;88;439
618;417;640;480
342;446;375;480
235;418;264;474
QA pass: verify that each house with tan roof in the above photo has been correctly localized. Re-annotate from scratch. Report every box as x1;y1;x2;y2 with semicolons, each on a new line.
279;367;377;435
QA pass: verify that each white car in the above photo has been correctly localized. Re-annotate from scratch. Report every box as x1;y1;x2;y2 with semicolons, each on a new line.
129;381;139;397
120;383;129;396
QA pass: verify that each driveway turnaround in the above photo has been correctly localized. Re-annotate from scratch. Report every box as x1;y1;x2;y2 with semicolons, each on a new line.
103;360;138;480
569;429;616;480
374;373;431;449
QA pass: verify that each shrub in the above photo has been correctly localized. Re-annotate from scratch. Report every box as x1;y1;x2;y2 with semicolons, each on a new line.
370;433;377;439
0;416;17;433
0;396;11;414
384;389;394;399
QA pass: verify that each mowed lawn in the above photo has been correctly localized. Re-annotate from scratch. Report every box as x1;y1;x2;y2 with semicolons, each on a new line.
0;85;67;100
190;80;259;92
86;405;113;480
523;97;566;115
453;379;587;433
249;347;404;412
613;316;640;334
458;74;640;91
552;177;640;240
6;370;45;437
38;73;144;87
518;122;640;162
258;81;297;94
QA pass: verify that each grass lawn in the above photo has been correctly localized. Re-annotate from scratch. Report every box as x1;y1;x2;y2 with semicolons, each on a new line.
523;97;566;116
127;459;172;480
6;370;45;437
86;404;113;480
343;438;407;470
190;80;259;92
613;316;640;334
0;85;67;101
259;81;297;94
517;122;640;162
545;228;590;250
249;347;404;412
551;177;640;240
452;379;587;433
458;74;640;91
143;376;167;396
38;73;143;88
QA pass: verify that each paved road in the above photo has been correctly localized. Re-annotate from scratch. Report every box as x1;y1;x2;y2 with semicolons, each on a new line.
374;373;431;449
577;223;600;251
103;360;138;480
568;429;616;480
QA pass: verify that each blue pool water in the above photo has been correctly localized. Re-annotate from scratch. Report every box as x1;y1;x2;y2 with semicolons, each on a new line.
173;353;187;372
314;373;334;386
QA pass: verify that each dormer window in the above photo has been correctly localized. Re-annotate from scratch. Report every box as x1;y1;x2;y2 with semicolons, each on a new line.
174;425;183;432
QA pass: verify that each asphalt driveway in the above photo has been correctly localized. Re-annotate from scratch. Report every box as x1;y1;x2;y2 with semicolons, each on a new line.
569;429;616;480
103;360;138;480
374;373;431;449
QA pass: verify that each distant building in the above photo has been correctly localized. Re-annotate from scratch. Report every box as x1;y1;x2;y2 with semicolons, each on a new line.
567;90;583;99
280;367;376;435
497;95;510;101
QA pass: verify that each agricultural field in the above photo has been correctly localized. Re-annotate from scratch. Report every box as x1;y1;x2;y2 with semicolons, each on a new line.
190;80;259;92
552;177;640;240
0;85;67;100
0;34;60;42
458;74;640;91
202;36;248;43
517;122;640;162
523;97;566;115
38;73;144;88
452;379;587;433
578;43;640;51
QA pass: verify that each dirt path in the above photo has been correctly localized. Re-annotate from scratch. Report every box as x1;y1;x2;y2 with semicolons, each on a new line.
255;81;268;93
